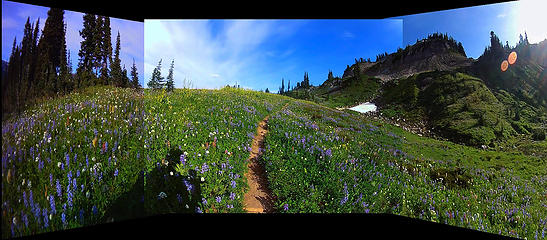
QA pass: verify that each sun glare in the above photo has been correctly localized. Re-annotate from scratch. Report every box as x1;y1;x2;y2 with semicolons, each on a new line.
515;0;547;43
508;51;517;65
501;60;509;72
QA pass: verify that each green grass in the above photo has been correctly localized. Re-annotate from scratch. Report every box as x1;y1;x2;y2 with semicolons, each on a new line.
3;85;545;239
142;87;290;214
2;86;145;238
260;95;545;239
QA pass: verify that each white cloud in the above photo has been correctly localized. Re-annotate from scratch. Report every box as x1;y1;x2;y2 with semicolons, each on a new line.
342;31;355;38
144;20;280;89
2;17;18;29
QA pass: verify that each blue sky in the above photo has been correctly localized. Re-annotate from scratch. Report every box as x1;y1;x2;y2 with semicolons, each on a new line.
394;0;547;59
144;19;403;91
2;0;144;86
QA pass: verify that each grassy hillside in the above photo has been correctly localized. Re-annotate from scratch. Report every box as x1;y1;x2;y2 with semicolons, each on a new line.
261;95;545;239
142;88;543;239
378;70;547;147
2;86;145;238
3;86;545;239
143;87;290;214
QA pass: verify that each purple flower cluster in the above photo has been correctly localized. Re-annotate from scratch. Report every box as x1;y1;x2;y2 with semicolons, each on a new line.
49;194;56;215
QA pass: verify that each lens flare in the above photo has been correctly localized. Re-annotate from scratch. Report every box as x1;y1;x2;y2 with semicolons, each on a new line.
508;51;517;65
501;60;509;72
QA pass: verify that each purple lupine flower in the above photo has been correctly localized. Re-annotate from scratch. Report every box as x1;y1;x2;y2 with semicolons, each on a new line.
231;180;236;189
92;205;98;215
50;174;53;186
23;191;28;208
67;185;73;208
201;163;209;174
325;149;332;157
43;208;49;228
65;153;70;168
61;212;66;225
216;196;222;203
227;204;233;209
29;190;34;208
230;192;236;200
22;213;28;227
114;168;118;177
86;155;89;168
56;180;62;197
202;198;208;205
196;207;203;213
183;179;194;193
50;195;56;215
283;203;289;211
176;194;182;203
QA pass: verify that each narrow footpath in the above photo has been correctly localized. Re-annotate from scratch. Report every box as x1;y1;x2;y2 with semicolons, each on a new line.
243;103;288;213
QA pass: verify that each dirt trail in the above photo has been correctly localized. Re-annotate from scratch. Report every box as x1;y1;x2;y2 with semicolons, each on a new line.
243;103;288;213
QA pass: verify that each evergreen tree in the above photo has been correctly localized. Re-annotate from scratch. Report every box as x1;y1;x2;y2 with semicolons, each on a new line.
148;59;164;90
94;16;104;78
77;13;97;88
265;88;270;93
166;59;175;92
35;8;67;96
280;78;285;94
287;79;291;92
130;58;140;89
328;70;333;80
103;17;113;66
96;16;112;85
59;34;71;94
303;72;310;88
28;18;40;96
110;31;123;87
121;65;130;88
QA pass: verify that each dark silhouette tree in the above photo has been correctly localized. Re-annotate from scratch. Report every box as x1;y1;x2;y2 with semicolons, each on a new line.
130;59;140;89
148;59;164;90
111;31;123;87
166;59;175;92
77;13;97;88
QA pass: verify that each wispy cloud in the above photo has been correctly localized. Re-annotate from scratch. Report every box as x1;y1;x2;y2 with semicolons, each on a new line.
497;13;507;18
144;20;285;89
2;17;18;29
342;31;355;38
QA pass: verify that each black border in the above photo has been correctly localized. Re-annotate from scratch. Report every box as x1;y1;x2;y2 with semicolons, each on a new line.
7;0;516;21
14;213;519;239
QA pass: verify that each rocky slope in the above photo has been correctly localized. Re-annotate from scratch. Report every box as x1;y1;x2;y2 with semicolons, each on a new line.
342;34;474;82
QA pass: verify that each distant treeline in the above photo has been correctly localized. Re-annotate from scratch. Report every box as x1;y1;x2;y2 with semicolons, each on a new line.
2;8;141;118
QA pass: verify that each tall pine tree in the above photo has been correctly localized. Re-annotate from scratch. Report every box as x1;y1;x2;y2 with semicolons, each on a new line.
77;13;96;88
166;59;175;92
130;58;140;89
35;8;67;96
110;31;123;87
148;59;164;90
